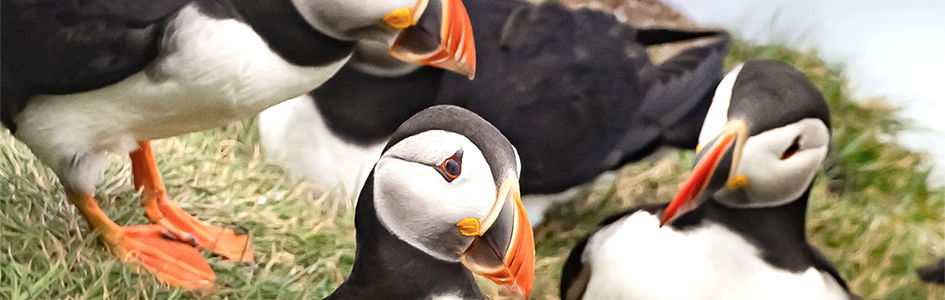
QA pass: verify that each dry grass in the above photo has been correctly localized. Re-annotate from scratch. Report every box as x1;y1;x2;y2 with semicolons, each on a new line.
0;122;356;299
1;40;943;299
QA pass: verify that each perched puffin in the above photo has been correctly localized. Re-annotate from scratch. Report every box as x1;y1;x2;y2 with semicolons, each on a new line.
1;0;475;289
258;0;730;223
327;105;535;299
559;60;859;300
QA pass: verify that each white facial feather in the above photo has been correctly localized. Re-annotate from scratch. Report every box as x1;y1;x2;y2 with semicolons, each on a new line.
581;211;849;300
291;0;419;42
373;130;497;262
719;118;829;208
698;64;743;146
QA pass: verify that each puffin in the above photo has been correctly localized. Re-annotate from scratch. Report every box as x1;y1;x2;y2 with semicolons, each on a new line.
257;0;730;223
1;0;475;290
327;105;535;299
559;60;859;300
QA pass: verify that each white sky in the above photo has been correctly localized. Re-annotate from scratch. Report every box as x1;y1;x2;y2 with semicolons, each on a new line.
663;0;945;185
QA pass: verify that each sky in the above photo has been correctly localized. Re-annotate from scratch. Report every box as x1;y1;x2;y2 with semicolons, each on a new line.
662;0;945;185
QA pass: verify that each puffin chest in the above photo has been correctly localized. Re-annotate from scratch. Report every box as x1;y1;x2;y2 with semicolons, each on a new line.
145;4;349;124
581;211;849;300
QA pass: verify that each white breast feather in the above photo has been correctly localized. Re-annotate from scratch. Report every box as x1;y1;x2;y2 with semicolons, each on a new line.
581;211;849;300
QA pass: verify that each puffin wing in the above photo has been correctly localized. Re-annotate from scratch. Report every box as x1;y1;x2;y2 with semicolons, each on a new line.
560;236;592;300
807;244;861;299
607;31;731;165
438;1;654;193
1;0;190;129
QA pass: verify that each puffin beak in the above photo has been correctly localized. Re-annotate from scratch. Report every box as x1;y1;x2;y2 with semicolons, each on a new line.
388;0;477;79
661;120;748;226
459;178;535;298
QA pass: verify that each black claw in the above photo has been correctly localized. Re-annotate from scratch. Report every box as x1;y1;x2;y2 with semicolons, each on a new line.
159;230;199;246
233;226;248;235
160;231;177;241
242;261;258;268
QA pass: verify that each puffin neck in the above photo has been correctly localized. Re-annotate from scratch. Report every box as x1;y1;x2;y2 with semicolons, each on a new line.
228;0;356;67
673;187;815;272
328;176;485;299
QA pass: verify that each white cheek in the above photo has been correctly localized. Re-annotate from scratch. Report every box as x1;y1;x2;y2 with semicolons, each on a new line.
735;119;829;206
373;149;497;261
738;147;826;205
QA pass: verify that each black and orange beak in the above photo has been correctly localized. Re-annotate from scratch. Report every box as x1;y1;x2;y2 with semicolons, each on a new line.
388;0;477;79
458;179;534;298
661;120;748;226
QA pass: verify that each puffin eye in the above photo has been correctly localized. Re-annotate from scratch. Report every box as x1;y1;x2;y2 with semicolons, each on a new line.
436;149;464;182
781;136;801;160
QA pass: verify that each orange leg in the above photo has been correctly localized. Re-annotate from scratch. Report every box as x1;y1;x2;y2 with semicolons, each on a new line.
66;191;215;290
130;141;254;262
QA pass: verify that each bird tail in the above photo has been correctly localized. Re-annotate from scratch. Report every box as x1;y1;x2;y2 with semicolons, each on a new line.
611;29;731;165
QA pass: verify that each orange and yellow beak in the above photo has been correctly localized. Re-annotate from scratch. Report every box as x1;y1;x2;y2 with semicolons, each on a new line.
458;179;535;298
661;120;748;226
388;0;477;79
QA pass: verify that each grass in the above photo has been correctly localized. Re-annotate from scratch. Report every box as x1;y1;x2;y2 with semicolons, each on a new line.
1;41;943;299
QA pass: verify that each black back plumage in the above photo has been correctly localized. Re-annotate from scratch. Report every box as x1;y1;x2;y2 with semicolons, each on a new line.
314;65;445;146
311;0;730;194
0;0;189;131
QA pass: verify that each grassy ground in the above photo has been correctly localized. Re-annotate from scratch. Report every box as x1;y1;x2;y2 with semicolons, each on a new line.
1;41;943;299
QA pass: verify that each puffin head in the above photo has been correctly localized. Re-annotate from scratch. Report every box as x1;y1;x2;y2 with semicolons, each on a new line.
369;105;534;297
292;0;476;78
661;60;831;226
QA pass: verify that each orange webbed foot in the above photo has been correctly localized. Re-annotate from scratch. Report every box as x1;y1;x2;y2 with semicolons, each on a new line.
110;225;216;291
146;197;254;263
131;140;254;263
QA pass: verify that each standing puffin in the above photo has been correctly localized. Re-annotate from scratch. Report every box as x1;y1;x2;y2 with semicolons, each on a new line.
559;60;859;299
327;105;535;299
258;0;730;223
1;0;475;290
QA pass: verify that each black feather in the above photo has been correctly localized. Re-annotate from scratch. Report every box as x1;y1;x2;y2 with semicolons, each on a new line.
310;0;730;195
1;0;189;131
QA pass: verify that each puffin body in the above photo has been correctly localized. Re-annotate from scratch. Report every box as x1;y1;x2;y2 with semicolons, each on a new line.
560;60;858;300
328;105;535;299
12;1;348;160
1;0;476;290
258;0;731;219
